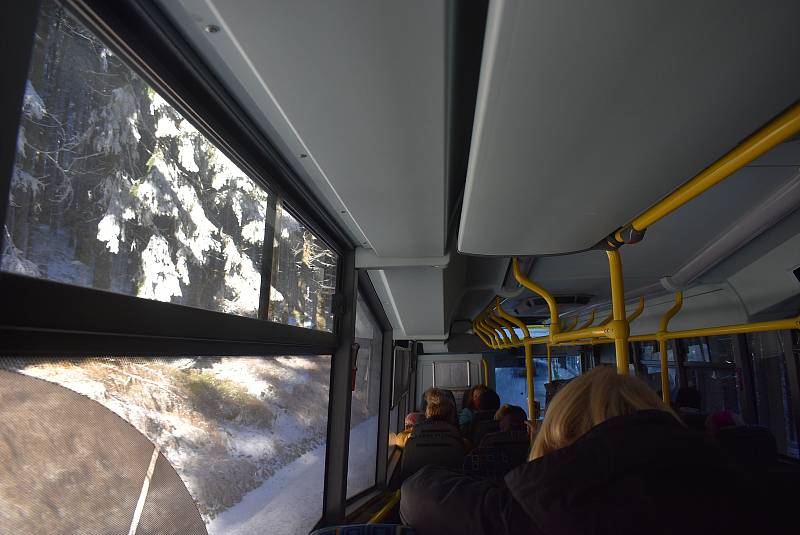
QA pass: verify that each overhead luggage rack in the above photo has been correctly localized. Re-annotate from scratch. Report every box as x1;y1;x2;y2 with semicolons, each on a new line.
473;102;800;406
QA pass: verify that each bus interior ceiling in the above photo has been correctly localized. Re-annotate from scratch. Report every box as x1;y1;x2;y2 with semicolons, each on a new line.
152;0;800;343
4;0;800;532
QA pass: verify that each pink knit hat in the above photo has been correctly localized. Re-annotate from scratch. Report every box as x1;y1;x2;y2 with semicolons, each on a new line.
404;412;425;428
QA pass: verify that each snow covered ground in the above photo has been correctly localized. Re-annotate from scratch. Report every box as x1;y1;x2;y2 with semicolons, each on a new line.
11;357;331;527
346;416;379;497
208;442;326;535
208;416;380;534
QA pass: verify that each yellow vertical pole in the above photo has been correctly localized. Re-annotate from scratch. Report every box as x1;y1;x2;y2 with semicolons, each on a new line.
658;292;684;405
547;344;552;383
658;338;670;404
607;250;630;374
524;343;536;419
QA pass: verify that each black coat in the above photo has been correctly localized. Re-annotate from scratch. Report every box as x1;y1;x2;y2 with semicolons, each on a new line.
400;410;790;535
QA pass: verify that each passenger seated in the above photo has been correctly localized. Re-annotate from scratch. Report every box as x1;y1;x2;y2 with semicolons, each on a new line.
423;395;471;449
706;410;777;471
420;387;458;414
704;409;744;436
466;388;502;444
458;384;488;427
494;404;528;432
391;412;425;449
401;367;780;535
464;405;532;482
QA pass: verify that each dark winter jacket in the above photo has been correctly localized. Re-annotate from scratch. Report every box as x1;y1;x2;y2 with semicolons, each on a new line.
400;410;789;535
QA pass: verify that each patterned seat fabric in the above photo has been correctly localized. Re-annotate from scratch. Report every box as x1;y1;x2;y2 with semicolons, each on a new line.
464;429;531;482
310;523;416;535
401;432;466;480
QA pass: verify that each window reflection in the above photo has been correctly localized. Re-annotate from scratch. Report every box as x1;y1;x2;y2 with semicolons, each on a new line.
269;204;337;331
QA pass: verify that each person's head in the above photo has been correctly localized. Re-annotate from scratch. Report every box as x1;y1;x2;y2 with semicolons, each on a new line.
425;395;457;425
470;385;489;409
404;411;425;431
705;410;744;437
495;404;527;431
476;388;500;412
530;367;678;460
421;387;444;412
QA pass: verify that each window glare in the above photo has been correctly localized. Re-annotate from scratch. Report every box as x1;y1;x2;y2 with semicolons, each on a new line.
346;295;383;497
269;204;337;331
2;0;270;317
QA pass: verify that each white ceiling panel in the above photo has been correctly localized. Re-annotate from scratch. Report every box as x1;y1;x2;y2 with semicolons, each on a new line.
158;0;447;257
511;162;797;308
459;0;800;255
369;268;447;339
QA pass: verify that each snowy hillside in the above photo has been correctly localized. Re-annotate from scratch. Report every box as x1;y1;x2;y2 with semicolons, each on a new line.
15;357;331;529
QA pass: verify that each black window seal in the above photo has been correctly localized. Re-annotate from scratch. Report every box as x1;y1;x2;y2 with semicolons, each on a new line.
0;273;338;357
0;1;41;257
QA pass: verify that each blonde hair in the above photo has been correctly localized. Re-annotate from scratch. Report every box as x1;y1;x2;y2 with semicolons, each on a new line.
530;366;678;460
425;393;456;424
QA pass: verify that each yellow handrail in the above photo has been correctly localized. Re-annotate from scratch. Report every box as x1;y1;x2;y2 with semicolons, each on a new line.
495;297;530;339
484;314;510;345
607;250;630;374
627;296;646;323
480;315;504;349
577;310;596;330
657;292;683;405
621;102;800;235
474;316;497;348
368;490;401;524
561;315;579;332
491;310;521;344
625;314;800;343
659;292;684;334
482;358;490;386
472;322;494;349
524;344;536;419
513;257;560;335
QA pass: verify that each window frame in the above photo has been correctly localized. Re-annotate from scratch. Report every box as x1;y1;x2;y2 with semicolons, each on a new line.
1;0;353;357
341;271;394;512
0;0;383;529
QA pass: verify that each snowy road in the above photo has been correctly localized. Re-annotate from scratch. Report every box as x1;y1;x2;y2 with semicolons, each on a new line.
208;416;379;535
208;442;326;535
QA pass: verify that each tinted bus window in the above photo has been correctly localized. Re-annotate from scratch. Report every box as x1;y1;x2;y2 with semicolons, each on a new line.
685;368;740;414
347;295;383;497
494;359;549;418
748;332;799;458
3;0;272;318
268;204;337;331
1;356;331;534
639;340;675;362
